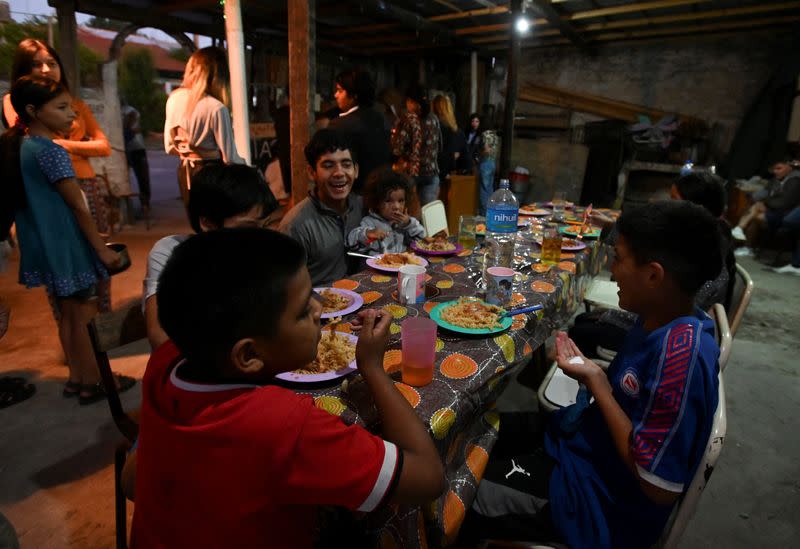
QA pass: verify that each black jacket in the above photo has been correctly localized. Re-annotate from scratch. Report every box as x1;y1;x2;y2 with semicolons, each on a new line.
328;106;392;193
765;170;800;215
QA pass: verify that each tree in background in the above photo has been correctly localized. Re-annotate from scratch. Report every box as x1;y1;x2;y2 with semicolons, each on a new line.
119;47;166;135
0;18;103;88
86;17;128;32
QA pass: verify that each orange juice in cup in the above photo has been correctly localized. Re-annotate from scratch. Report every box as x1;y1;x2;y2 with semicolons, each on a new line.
541;223;562;265
401;317;437;386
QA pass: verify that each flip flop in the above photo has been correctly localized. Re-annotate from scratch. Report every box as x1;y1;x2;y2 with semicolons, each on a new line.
79;374;137;406
63;380;81;398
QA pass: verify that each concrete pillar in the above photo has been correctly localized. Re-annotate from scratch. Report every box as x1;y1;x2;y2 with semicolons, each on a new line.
223;0;252;164
99;60;132;197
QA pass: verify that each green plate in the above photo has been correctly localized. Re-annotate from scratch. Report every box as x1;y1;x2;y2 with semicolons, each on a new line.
429;300;513;335
559;225;601;239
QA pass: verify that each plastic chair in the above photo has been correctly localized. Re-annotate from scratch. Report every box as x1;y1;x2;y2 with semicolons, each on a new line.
655;370;727;548
87;300;146;549
538;305;730;412
728;264;753;337
583;279;620;312
421;200;448;236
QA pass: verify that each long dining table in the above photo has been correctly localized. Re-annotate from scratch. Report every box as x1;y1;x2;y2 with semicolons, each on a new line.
294;219;610;548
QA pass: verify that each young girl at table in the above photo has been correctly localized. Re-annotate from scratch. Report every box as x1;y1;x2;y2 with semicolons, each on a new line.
347;168;425;255
132;228;445;547
462;201;723;549
0;76;133;405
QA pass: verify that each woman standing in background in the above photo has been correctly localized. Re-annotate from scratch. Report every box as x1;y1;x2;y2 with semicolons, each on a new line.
432;95;465;181
164;47;245;208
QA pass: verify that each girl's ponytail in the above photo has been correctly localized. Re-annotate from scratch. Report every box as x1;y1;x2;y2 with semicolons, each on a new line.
0;75;67;240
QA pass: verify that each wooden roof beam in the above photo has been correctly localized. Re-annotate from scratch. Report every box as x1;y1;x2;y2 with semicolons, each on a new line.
567;0;712;22
579;1;800;33
590;15;800;42
530;0;586;46
429;6;510;22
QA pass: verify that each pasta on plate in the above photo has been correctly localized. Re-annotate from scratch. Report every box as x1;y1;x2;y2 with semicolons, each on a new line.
440;298;505;329
294;330;355;374
318;289;352;314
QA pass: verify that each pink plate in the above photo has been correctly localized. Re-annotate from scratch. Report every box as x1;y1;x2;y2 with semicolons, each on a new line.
366;254;429;273
275;332;358;383
314;287;364;319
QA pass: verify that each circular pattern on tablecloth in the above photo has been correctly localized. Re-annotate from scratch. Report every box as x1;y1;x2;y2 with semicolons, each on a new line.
314;395;346;416
389;323;401;335
558;261;577;274
424;301;441;315
531;280;556;293
360;290;382;304
442;490;466;545
457;249;473;257
493;334;516;363
383;349;402;373
466;444;490;482
436;279;454;289
428;257;446;264
431;407;456;440
443;263;465;274
440;353;478;379
333;279;360;291
531;263;551;273
383;304;408;319
371;274;392;283
394;382;421;407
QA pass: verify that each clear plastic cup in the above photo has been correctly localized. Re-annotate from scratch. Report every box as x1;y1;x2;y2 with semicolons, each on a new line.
401;317;437;386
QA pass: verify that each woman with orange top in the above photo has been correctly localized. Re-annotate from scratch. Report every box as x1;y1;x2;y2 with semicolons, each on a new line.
3;39;112;236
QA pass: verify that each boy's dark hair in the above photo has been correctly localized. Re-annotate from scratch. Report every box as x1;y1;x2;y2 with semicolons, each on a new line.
334;68;375;107
12;39;70;91
364;168;410;213
157;228;307;374
304;128;356;168
0;76;69;239
187;164;278;233
468;112;480;124
616;201;723;297
674;172;726;218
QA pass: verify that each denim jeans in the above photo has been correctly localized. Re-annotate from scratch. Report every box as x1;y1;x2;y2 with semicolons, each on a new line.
415;174;441;207
478;158;496;215
780;206;800;266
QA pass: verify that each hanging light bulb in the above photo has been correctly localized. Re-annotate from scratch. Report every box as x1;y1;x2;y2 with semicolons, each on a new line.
515;16;530;34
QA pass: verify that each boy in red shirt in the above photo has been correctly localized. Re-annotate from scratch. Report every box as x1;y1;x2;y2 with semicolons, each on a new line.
132;228;445;548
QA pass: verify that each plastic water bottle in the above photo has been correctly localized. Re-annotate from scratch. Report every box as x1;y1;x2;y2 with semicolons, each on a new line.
483;179;518;284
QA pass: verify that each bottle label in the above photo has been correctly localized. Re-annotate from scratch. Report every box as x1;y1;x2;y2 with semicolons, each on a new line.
486;206;518;233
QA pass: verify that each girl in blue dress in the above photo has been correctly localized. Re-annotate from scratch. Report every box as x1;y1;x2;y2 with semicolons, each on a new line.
0;76;134;405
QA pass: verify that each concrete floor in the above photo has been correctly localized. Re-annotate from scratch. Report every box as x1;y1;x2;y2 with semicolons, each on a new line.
1;150;799;547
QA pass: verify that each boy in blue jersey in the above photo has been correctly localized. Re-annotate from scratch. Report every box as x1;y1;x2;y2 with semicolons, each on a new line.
463;201;724;549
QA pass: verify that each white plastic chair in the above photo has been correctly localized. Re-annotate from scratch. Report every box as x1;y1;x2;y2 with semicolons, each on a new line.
709;303;732;371
728;264;753;337
656;370;727;548
421;200;448;236
583;279;620;311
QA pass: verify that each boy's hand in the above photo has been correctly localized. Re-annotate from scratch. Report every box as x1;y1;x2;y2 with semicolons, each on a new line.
355;309;391;371
367;229;388;241
555;332;608;391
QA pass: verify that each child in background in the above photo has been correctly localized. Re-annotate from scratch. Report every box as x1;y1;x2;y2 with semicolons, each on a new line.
347;168;425;255
142;163;278;350
132;228;445;548
463;201;723;549
0;76;132;405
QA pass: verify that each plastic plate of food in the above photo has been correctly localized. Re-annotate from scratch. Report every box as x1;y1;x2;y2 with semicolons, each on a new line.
410;232;463;256
366;253;429;273
519;207;551;217
429;298;513;335
534;237;587;251
541;201;575;209
314;287;364;319
559;225;601;239
275;331;358;383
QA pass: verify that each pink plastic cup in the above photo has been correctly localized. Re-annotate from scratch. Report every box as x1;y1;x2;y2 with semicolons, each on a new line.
401;317;437;386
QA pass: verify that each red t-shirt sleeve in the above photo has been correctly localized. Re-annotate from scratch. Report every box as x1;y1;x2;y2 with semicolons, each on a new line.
276;403;400;512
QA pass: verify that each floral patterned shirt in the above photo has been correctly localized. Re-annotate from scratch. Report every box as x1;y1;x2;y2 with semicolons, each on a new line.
392;112;441;177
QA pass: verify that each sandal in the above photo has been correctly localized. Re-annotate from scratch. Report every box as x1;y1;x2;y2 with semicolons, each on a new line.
79;374;136;406
63;380;81;398
0;381;36;409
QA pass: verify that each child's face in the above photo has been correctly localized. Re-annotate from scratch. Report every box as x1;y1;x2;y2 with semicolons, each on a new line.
379;189;405;220
30;49;62;83
29;91;75;135
611;235;655;314
253;267;322;376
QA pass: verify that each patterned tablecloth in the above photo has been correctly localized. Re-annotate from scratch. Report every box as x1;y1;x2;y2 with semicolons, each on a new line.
299;230;609;548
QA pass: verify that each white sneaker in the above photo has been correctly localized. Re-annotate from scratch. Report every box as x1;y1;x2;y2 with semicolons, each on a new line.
731;226;746;241
772;264;800;276
734;247;753;257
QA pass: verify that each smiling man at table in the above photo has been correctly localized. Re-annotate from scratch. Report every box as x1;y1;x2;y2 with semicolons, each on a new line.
280;129;363;286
